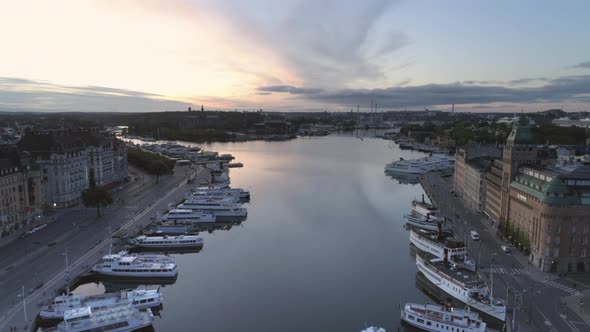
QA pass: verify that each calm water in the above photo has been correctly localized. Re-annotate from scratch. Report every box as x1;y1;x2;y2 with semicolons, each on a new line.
80;132;434;331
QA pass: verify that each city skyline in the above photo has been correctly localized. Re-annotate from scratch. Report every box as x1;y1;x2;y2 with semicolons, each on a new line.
1;0;590;113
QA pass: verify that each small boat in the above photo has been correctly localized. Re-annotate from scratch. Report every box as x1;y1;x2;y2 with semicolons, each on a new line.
130;235;203;249
400;302;487;331
360;327;386;332
228;162;243;168
40;288;161;321
43;304;154;332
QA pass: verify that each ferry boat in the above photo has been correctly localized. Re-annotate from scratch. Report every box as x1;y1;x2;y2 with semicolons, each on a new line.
192;187;250;200
410;228;476;271
130;235;203;249
385;154;454;175
43;304;154;332
184;196;240;205
161;209;216;223
416;253;505;321
176;203;248;221
92;251;177;278
400;302;487;332
40;288;161;321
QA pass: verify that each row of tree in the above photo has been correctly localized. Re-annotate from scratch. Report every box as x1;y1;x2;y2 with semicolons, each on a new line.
498;221;531;255
127;147;176;183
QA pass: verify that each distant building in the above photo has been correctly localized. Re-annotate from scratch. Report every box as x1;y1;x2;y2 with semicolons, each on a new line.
0;146;43;235
18;128;128;208
553;117;590;128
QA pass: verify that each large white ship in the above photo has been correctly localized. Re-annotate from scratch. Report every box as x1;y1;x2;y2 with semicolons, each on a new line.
130;235;203;249
92;252;177;278
40;288;161;321
192;187;250;200
416;253;505;321
385;154;454;175
176;202;248;221
400;302;487;332
410;228;476;271
43;304;154;332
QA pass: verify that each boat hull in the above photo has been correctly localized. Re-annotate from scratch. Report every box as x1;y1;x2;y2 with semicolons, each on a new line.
416;256;506;321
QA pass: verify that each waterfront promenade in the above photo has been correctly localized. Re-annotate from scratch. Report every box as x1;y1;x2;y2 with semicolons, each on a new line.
0;164;209;332
420;172;590;332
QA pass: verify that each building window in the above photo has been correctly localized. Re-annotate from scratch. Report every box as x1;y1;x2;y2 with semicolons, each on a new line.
554;248;560;257
546;235;551;245
547;224;551;233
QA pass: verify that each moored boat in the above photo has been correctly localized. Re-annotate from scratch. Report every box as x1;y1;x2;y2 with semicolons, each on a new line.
410;227;476;271
43;304;154;332
130;235;203;249
400;302;487;331
92;251;177;278
40;288;161;321
415;253;505;321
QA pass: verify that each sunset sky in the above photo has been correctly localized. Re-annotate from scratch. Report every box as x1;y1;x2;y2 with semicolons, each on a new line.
1;0;589;113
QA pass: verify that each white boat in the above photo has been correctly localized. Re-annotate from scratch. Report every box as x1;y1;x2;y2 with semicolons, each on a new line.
176;203;248;221
92;252;177;278
400;302;487;332
405;214;446;232
360;327;386;332
183;196;240;205
130;235;203;249
161;209;216;223
416;253;506;321
193;187;250;200
40;288;161;320
385;154;454;174
411;199;441;220
43;304;154;332
410;228;476;271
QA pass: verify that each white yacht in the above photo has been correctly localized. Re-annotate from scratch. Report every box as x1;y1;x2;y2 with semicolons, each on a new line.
130;235;203;249
183;196;240;205
410;228;476;271
385;154;454;174
416;253;506;321
92;252;177;278
40;288;161;321
161;209;216;223
176;203;248;221
404;198;447;231
192;187;250;200
401;302;487;332
43;304;154;332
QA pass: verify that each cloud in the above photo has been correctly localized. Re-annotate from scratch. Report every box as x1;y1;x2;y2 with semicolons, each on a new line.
297;75;590;108
257;85;323;94
573;61;590;69
0;77;188;112
508;77;548;85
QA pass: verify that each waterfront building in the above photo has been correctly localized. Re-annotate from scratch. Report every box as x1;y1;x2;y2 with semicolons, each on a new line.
509;164;590;272
18;128;128;208
453;145;500;212
484;160;503;223
0;146;43;235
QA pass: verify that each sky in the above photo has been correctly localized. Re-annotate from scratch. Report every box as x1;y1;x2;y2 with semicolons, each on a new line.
0;0;589;113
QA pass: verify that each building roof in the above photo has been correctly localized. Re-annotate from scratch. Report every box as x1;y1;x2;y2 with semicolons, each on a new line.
506;116;533;144
466;157;493;172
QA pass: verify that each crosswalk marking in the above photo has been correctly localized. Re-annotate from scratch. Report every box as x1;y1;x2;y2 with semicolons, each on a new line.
545;280;582;296
489;267;529;275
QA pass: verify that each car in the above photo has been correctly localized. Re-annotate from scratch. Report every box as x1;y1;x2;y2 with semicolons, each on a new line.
470;230;480;241
501;245;511;253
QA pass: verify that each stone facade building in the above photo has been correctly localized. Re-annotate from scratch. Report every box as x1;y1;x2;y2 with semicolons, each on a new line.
454;145;501;212
509;164;590;272
481;116;590;273
0;146;44;235
18;128;128;208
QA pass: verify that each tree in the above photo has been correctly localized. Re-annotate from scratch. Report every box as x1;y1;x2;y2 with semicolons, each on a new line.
149;160;170;184
82;187;113;217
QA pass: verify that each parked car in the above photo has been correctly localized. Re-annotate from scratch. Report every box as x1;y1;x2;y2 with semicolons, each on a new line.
470;230;480;241
501;245;511;253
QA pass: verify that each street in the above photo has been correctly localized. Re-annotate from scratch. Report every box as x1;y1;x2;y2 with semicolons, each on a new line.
0;164;209;331
420;172;590;332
